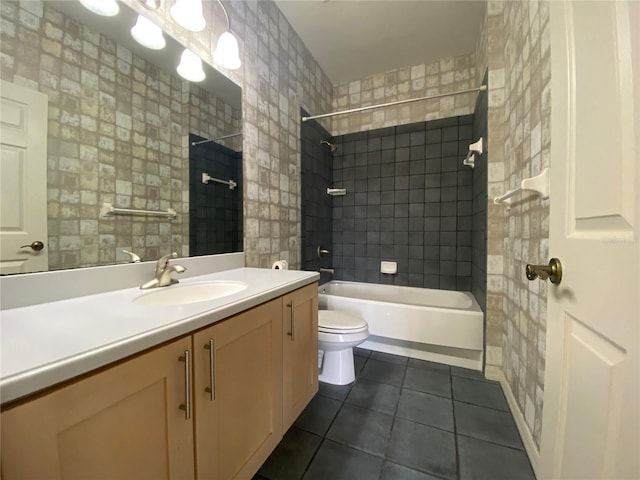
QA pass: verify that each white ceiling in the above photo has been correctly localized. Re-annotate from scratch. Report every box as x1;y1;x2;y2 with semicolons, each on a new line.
275;0;485;84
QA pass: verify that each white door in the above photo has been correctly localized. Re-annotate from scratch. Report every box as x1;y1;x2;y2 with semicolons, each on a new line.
540;2;639;479
0;80;49;274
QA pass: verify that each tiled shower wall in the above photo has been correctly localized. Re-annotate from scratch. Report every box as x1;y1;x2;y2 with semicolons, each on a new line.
300;112;333;283
331;53;477;136
331;117;475;290
484;0;551;450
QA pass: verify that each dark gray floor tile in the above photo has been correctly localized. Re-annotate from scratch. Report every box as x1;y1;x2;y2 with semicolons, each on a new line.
452;376;508;411
408;358;450;373
303;440;384;480
258;427;321;480
397;389;454;432
318;381;353;401
293;394;342;436
404;366;451;398
458;435;535;480
354;355;367;376
372;351;409;366
454;401;523;449
387;419;457;480
360;359;406;387
326;403;394;457
346;378;401;415
382;462;444;480
354;347;371;358
451;366;486;381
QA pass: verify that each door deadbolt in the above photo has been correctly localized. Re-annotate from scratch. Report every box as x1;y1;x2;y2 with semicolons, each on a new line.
526;258;562;284
20;241;45;251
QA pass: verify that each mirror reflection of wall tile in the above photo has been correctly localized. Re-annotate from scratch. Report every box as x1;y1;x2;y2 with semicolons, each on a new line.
189;84;242;152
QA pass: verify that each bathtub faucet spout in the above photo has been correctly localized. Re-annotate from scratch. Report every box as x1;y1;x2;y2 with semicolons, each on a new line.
319;268;335;274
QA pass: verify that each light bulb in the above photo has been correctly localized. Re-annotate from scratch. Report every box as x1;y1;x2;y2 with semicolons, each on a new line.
170;0;206;32
79;0;119;16
131;15;166;50
176;49;205;82
213;31;241;70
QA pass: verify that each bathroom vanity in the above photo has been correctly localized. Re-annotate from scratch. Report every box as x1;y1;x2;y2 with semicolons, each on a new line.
0;264;319;480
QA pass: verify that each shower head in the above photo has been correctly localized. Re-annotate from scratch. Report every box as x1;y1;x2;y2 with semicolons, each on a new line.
320;140;337;153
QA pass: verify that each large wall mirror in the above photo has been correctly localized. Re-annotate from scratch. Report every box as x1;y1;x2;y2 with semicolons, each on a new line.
0;0;242;275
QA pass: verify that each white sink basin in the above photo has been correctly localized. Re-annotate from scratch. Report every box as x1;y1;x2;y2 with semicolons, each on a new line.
134;281;248;306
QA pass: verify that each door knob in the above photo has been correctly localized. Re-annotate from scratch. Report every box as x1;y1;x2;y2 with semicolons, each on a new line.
526;258;562;284
20;241;45;251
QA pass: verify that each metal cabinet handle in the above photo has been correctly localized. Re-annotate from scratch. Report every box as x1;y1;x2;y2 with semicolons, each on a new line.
526;258;562;284
204;339;215;401
20;241;44;251
287;301;294;340
178;350;191;419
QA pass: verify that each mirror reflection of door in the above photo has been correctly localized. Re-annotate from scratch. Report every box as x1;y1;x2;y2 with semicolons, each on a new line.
0;80;49;274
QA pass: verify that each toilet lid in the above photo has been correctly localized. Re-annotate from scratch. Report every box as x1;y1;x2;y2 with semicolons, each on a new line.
318;310;367;331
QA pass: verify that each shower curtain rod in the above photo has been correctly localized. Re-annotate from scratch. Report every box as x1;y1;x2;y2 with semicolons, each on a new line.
191;132;243;146
301;85;487;122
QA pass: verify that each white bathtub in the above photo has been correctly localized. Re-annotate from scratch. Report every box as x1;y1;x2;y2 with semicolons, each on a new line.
318;281;484;370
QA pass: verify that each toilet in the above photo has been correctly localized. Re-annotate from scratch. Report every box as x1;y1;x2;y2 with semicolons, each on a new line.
318;310;369;385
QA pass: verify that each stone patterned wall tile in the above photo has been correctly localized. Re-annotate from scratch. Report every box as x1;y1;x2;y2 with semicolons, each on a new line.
485;0;550;449
331;52;478;136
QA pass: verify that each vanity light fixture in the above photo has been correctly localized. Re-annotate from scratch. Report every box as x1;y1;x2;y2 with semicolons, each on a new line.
79;0;119;16
177;48;206;82
212;1;241;70
170;0;206;32
131;14;166;50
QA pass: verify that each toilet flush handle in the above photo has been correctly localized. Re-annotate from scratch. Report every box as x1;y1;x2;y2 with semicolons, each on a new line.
286;301;294;340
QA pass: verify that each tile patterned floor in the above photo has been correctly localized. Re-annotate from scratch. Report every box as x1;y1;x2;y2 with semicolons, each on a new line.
255;348;535;480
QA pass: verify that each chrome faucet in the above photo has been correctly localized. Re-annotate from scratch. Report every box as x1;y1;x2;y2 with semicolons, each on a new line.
140;252;187;289
121;249;141;263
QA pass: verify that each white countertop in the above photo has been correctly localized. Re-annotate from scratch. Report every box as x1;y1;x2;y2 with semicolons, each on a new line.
0;267;319;404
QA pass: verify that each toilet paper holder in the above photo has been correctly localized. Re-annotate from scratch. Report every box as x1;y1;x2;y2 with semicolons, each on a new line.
272;260;288;270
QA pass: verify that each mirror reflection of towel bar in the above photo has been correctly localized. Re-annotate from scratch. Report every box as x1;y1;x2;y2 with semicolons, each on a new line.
100;203;177;218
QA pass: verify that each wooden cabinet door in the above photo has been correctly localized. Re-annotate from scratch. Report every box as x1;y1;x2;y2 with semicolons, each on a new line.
282;283;318;430
193;298;283;480
0;337;195;480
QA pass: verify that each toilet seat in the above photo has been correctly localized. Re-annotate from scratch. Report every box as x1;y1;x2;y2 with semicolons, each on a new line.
318;310;367;334
319;325;369;334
